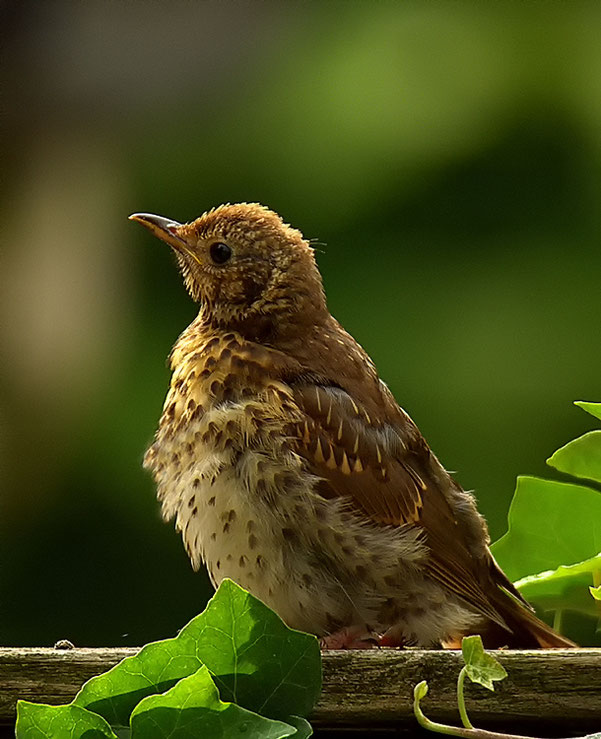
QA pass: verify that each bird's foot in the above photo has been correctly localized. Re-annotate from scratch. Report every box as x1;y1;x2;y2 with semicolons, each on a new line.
320;626;379;650
377;631;405;648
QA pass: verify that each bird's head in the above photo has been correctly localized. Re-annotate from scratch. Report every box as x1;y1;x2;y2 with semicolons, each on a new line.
130;203;327;339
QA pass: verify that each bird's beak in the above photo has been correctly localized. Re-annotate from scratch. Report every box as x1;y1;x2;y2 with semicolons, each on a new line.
129;212;188;252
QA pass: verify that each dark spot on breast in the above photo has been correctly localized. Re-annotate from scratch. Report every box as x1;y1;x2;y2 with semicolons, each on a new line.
191;507;198;517
210;380;221;396
228;509;236;522
205;356;216;368
325;612;339;631
188;495;196;507
248;534;257;549
223;522;230;533
246;520;255;532
193;478;200;488
239;555;247;567
191;405;204;421
221;387;234;402
187;398;196;411
281;527;296;542
256;555;264;568
224;419;237;434
220;348;231;361
210;532;216;541
208;496;216;506
383;575;397;587
302;573;313;587
216;560;221;569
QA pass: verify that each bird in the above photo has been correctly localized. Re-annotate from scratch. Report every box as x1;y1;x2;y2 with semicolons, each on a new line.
130;203;574;649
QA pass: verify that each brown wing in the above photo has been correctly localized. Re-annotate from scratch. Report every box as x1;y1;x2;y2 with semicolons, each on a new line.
290;383;509;629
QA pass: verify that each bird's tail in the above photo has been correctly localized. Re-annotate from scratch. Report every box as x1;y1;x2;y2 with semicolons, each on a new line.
483;584;576;648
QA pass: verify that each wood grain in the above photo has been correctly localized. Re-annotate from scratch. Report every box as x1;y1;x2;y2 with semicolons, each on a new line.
2;648;601;735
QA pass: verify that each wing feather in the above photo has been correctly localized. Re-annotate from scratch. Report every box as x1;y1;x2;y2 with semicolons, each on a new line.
291;382;508;629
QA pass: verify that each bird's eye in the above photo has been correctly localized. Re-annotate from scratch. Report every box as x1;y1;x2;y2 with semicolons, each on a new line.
209;242;232;265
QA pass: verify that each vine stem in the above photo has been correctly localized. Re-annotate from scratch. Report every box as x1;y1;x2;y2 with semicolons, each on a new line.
552;609;563;634
413;680;543;739
457;667;473;729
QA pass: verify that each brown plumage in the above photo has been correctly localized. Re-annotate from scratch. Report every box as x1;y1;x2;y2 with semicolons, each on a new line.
130;203;574;649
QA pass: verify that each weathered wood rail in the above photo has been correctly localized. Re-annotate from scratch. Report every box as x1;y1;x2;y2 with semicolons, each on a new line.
1;648;601;736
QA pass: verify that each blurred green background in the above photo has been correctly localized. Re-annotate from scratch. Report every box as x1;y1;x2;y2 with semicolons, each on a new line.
2;1;600;647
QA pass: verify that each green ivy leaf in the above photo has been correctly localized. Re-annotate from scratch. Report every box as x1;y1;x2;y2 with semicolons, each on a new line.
514;554;601;618
575;401;601;422
15;701;118;739
461;636;507;691
130;664;298;739
547;430;601;484
590;585;601;601
74;580;321;727
285;716;313;738
491;476;601;581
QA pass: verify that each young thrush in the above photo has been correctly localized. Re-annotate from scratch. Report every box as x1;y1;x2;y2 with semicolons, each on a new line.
131;204;572;648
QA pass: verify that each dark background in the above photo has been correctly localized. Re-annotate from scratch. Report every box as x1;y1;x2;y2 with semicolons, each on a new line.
2;1;600;648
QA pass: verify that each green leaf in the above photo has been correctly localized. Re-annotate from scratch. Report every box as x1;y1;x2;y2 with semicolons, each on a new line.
491;476;601;581
130;664;298;739
461;636;507;691
15;701;118;739
547;430;601;484
285;716;313;738
575;401;601;422
74;579;321;726
514;554;601;618
590;585;601;601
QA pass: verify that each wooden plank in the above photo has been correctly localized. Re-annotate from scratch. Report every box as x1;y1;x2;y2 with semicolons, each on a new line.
1;648;601;734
